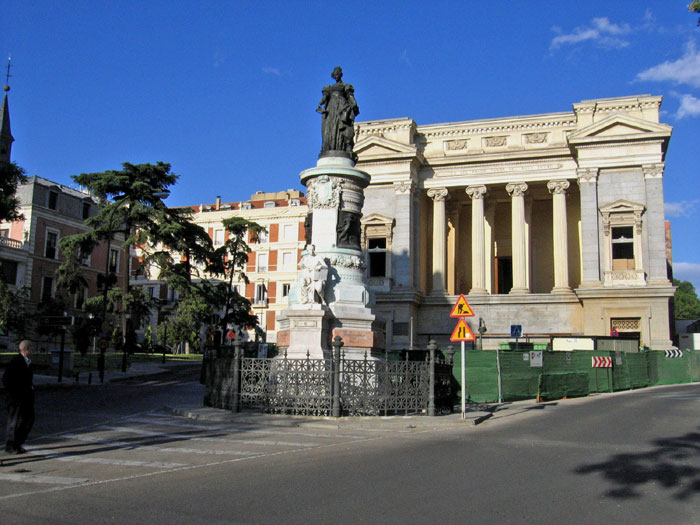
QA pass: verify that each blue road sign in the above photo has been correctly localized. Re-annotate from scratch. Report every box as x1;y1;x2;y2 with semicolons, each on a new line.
511;324;522;338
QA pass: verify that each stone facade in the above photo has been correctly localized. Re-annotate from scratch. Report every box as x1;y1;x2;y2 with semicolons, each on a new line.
353;95;674;350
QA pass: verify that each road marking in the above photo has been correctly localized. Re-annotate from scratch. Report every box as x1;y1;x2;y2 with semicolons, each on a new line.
101;426;319;447
61;434;262;456
28;449;186;469
0;473;88;485
129;415;368;439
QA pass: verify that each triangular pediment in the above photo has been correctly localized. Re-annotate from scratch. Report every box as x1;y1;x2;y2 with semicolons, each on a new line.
354;135;417;157
599;199;645;214
361;213;395;226
569;113;672;142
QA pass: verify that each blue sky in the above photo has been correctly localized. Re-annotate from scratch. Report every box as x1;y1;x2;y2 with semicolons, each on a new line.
3;2;700;288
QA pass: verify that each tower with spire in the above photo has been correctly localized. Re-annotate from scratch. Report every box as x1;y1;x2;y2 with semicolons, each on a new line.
1;58;14;164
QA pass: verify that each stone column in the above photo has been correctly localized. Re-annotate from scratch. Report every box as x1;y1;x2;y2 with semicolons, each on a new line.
506;182;529;294
466;185;488;294
643;163;670;284
393;181;414;288
547;180;571;293
577;168;601;286
484;202;495;294
427;188;449;295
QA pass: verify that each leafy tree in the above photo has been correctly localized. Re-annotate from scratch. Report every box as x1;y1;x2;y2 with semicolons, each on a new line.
0;161;27;222
673;278;700;319
690;0;700;25
0;282;31;339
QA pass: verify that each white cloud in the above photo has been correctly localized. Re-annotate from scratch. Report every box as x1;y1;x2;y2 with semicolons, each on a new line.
675;93;700;119
665;200;700;217
550;17;631;50
636;41;700;88
262;67;281;76
673;262;700;287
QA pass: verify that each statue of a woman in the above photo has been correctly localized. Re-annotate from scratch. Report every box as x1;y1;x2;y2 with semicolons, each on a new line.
316;67;359;157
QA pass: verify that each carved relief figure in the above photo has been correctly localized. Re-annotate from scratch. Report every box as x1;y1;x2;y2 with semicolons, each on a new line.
303;212;313;247
336;210;361;250
299;245;328;304
316;67;359;156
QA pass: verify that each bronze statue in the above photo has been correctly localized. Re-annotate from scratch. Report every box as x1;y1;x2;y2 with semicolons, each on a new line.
316;67;359;157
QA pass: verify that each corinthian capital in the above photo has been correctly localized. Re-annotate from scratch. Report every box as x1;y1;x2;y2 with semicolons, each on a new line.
547;180;570;195
465;185;488;200
576;167;598;183
427;188;449;201
505;182;528;198
642;163;665;179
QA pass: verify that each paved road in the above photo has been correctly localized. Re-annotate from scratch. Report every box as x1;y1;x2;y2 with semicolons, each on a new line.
0;370;698;524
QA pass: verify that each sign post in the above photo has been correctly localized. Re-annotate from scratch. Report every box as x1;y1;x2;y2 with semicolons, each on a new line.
450;295;475;420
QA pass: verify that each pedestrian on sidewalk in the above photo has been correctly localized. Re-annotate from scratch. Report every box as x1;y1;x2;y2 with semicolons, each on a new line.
3;340;35;454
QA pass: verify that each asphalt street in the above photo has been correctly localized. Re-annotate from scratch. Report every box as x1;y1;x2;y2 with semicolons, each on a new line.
0;366;698;524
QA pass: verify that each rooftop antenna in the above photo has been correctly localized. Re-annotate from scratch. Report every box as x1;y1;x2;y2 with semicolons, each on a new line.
4;55;11;91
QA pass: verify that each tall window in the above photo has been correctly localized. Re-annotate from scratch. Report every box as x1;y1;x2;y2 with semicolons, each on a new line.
47;191;58;210
257;253;268;273
255;283;267;304
45;230;59;259
0;260;18;285
82;202;91;219
109;248;120;273
41;276;54;301
213;229;224;246
282;283;291;297
257;229;269;244
282;223;296;241
368;238;387;277
611;226;634;270
282;251;294;271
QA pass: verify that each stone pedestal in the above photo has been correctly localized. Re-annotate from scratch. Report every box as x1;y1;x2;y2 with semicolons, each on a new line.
276;155;385;360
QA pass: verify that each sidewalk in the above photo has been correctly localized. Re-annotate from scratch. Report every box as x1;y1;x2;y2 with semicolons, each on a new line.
167;398;560;430
31;360;198;390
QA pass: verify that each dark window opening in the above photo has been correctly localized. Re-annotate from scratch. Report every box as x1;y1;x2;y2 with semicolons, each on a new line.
0;260;18;285
496;257;513;294
48;191;58;210
282;283;291;297
368;238;387;277
82;202;90;219
108;249;119;273
612;226;635;270
42;276;53;302
45;231;58;259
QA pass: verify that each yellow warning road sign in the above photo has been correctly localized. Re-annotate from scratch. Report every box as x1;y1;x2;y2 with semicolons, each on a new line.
450;294;475;318
450;318;476;342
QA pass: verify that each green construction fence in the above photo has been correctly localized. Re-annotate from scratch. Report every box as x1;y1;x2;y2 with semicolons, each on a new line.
451;349;699;404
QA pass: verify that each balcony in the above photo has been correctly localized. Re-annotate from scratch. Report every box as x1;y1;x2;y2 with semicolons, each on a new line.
0;237;25;250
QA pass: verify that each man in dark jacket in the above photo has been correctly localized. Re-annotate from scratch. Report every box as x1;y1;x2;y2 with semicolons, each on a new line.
3;340;34;454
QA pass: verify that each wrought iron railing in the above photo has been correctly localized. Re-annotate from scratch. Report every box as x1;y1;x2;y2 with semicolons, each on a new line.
204;338;455;417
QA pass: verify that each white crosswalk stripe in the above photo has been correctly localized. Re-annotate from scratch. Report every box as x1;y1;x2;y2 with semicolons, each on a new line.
28;448;186;468
0;473;88;485
101;425;319;447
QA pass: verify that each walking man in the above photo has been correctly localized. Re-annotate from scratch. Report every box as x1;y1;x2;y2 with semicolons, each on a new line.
3;340;34;454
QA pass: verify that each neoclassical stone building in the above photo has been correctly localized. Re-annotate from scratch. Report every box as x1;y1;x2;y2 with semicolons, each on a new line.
354;95;674;350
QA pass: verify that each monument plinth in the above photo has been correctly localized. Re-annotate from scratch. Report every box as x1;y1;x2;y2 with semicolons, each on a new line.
276;68;384;359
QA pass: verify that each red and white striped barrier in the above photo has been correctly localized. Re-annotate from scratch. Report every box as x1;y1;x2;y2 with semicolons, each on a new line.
592;356;612;368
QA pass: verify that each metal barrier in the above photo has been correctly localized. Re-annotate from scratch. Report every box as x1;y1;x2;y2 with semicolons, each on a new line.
205;337;454;417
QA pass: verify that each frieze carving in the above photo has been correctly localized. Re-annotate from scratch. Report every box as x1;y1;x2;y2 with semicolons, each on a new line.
307;175;341;209
465;185;488;200
393;181;413;195
445;139;469;151
427;188;449;201
434;162;563;178
505;182;528;198
642;163;664;179
524;132;548;144
329;254;366;270
484;136;508;148
547;180;570;195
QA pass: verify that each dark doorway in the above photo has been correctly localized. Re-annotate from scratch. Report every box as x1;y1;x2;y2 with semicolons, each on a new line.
496;257;513;294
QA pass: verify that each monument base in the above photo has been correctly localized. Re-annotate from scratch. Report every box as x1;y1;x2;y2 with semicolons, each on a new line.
276;304;332;359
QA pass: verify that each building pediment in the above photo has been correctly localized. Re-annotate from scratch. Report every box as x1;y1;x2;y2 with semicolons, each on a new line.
361;213;395;226
569;113;671;143
599;199;645;216
354;136;418;158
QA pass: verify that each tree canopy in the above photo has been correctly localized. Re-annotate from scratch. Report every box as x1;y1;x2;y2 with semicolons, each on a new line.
691;0;700;25
0;161;27;222
673;279;700;320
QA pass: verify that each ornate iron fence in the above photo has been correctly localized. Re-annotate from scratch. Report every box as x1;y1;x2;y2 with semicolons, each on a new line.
205;338;455;417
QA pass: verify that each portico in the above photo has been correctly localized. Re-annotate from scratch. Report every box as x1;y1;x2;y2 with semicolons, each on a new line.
355;95;675;351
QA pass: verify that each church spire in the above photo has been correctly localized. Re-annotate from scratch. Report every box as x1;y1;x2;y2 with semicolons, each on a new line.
1;56;14;164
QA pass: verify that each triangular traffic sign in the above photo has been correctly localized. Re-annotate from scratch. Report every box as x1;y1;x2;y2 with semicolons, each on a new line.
450;318;476;342
450;294;475;318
